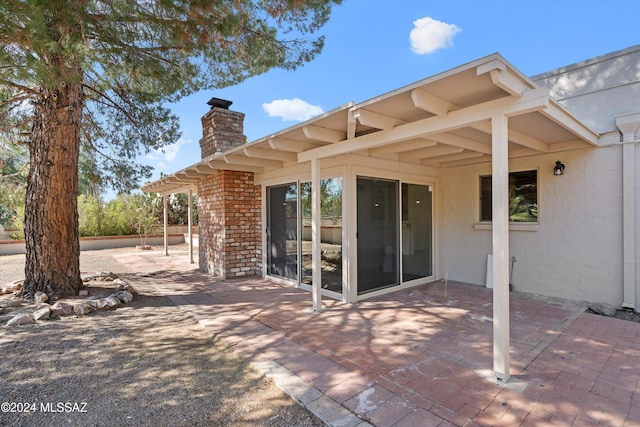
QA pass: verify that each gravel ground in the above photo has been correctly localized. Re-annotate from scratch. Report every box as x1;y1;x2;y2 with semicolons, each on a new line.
0;247;325;427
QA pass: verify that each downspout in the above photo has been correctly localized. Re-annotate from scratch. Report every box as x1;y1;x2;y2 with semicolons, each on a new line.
617;113;640;310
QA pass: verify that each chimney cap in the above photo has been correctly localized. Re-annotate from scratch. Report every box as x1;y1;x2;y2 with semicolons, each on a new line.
207;97;233;110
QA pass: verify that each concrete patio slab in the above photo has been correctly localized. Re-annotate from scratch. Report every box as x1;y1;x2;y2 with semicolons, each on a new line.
107;246;640;426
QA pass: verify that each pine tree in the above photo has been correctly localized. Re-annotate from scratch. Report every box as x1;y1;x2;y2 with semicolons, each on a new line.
0;0;340;299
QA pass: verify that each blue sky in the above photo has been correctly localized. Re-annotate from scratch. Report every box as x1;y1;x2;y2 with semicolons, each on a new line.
139;0;640;190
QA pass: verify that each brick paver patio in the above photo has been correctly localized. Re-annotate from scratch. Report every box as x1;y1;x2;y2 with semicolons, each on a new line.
113;247;640;426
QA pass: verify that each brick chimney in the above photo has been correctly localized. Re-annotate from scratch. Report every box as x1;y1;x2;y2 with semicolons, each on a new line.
199;97;246;158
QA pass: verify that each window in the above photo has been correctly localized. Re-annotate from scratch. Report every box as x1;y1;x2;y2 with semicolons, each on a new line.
480;170;537;223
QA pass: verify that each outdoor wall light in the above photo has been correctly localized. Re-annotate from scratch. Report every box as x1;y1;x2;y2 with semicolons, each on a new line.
554;160;565;176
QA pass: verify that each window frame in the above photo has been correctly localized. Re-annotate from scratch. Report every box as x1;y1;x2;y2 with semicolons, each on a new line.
478;169;539;225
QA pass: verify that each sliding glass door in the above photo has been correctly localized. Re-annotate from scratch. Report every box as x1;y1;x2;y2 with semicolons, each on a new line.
357;177;433;295
267;179;343;294
402;183;433;281
300;178;343;294
357;177;399;293
266;183;298;280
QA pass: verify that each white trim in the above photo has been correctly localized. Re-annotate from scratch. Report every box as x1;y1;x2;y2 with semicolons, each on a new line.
477;167;540;227
474;223;539;232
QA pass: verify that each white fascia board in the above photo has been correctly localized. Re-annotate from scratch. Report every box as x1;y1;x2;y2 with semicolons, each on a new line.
542;100;600;145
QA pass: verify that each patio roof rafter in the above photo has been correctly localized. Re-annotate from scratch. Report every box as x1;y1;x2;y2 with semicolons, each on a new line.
471;121;550;153
222;155;281;170
398;144;463;162
411;88;456;116
298;87;550;163
242;147;298;162
268;137;321;152
353;108;407;130
368;139;437;157
477;59;530;97
421;151;485;166
302;125;346;143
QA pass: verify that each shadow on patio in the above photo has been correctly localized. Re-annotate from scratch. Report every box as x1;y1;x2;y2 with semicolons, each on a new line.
116;248;640;426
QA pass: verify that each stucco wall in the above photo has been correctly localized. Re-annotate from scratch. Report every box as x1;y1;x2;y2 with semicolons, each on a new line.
532;45;640;135
441;146;623;305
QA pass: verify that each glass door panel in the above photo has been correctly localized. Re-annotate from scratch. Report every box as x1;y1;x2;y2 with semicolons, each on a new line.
267;183;298;280
300;178;343;293
402;183;433;281
357;177;399;294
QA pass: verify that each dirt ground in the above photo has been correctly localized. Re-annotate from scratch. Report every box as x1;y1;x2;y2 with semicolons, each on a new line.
0;248;325;427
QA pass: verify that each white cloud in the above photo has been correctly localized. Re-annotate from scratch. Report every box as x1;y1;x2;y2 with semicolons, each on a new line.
410;17;460;55
262;98;323;122
146;138;190;168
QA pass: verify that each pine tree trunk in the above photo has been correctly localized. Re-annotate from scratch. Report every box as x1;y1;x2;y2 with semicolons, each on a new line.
22;81;84;300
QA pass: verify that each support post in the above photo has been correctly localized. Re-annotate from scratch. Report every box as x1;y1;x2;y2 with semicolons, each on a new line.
617;113;640;310
188;189;194;264
163;195;169;256
623;142;636;308
492;114;510;382
311;158;322;312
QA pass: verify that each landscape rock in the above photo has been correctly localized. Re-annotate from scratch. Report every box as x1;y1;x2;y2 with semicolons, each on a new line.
2;280;23;294
73;302;94;316
34;291;48;305
104;296;121;309
6;313;35;327
115;283;137;295
51;301;74;317
115;290;134;304
590;302;617;317
93;298;111;310
99;272;118;281
33;306;51;321
4;300;22;308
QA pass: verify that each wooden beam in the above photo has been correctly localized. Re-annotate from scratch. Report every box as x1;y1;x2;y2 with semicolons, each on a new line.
347;108;357;139
421;151;485;166
194;163;218;174
399;145;463;162
477;59;528;97
268;137;320;152
298;88;548;163
353;109;405;130
429;132;492;154
303;125;346;143
223;155;282;169
206;158;263;173
181;169;210;178
369;139;437;156
440;155;489;168
243;147;298;162
472;122;549;152
411;88;455;116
